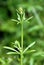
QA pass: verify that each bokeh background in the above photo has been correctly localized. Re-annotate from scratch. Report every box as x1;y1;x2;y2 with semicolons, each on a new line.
0;0;44;65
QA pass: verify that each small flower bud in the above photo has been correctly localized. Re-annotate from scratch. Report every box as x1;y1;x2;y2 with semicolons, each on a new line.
19;7;23;14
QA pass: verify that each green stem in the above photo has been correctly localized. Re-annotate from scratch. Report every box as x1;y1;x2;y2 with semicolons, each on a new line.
21;19;23;65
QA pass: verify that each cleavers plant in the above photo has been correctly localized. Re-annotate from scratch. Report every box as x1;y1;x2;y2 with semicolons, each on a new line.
4;7;36;65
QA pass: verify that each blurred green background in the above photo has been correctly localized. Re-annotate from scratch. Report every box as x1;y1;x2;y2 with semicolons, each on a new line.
0;0;44;65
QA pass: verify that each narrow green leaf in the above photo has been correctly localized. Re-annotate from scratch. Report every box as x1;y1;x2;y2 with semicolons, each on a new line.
4;46;19;54
25;16;33;22
17;13;20;20
11;19;19;23
24;50;36;54
33;52;44;57
23;13;25;20
23;42;35;53
7;52;20;55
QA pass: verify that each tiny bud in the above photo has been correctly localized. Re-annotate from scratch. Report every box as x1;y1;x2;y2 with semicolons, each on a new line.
15;40;19;44
19;7;23;14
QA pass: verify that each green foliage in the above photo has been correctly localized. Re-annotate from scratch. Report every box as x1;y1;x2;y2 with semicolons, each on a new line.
0;0;44;65
3;9;36;65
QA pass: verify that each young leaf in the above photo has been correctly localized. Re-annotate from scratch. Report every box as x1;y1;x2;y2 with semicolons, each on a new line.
17;13;20;21
7;52;20;55
14;40;20;48
24;50;36;54
23;13;25;20
4;46;19;54
25;16;33;22
33;51;44;57
11;19;19;23
23;42;35;53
